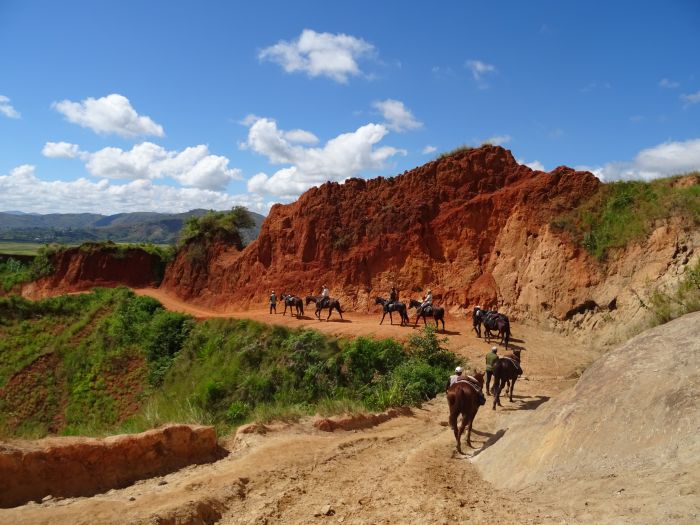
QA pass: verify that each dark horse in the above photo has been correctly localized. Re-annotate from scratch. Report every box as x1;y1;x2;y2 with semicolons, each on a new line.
447;371;485;454
408;299;445;331
492;349;522;410
282;294;304;317
374;297;409;326
484;312;511;348
305;295;343;321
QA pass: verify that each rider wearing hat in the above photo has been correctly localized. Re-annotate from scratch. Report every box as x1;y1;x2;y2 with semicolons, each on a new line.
419;288;433;315
447;366;465;390
320;284;330;308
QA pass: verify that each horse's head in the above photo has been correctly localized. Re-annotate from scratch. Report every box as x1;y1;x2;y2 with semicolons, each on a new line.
374;297;385;305
472;371;485;386
305;296;315;305
408;298;420;309
513;349;522;358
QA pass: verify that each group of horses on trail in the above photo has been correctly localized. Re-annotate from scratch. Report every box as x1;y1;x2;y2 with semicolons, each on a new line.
280;292;522;455
446;348;523;454
280;293;343;321
374;296;445;330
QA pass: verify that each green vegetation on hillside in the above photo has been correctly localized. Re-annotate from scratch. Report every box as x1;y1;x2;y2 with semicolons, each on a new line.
178;206;254;247
646;256;700;326
553;174;700;259
436;145;474;160
0;288;461;439
0;288;193;437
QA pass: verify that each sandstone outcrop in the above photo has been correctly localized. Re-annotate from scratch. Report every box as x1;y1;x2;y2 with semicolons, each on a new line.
160;146;698;336
474;311;700;524
21;244;162;300
0;424;221;508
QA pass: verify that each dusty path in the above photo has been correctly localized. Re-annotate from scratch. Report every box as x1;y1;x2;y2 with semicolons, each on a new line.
1;288;600;524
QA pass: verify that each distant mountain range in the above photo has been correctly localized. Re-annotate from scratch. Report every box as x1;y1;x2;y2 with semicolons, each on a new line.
0;209;266;245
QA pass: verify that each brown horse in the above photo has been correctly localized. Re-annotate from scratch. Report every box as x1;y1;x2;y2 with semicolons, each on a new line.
492;349;522;410
408;299;446;331
282;294;304;317
447;371;485;454
305;295;343;321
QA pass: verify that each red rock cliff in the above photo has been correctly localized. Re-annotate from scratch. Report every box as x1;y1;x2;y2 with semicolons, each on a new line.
22;244;163;300
161;146;610;318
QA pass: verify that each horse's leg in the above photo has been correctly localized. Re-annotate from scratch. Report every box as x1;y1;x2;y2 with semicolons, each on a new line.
389;311;393;325
441;316;445;331
380;311;386;325
326;307;332;321
449;406;462;454
337;304;343;320
457;413;468;451
510;376;516;403
466;416;474;448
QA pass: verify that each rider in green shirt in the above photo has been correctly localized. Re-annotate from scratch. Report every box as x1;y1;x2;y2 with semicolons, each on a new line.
485;346;499;395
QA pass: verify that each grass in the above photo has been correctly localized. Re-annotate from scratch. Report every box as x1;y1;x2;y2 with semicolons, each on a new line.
435;145;475;160
0;242;70;255
0;291;463;439
552;174;700;259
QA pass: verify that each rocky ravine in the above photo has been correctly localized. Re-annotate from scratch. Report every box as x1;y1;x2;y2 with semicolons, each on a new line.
161;146;698;340
475;311;700;524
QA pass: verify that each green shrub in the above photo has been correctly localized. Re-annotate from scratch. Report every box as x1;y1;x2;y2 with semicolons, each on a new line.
178;206;254;249
553;175;700;259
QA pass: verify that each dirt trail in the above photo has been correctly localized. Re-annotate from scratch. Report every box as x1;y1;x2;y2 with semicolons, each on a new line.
1;288;600;524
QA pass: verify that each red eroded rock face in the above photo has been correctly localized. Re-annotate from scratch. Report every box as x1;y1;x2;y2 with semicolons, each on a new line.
161;146;604;319
22;245;163;300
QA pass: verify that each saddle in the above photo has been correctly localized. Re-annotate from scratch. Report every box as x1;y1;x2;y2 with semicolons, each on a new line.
421;305;433;315
502;356;522;374
454;378;486;405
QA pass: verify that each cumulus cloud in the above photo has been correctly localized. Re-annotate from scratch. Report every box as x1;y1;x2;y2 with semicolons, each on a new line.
465;59;496;87
591;138;700;181
42;141;82;159
0;95;20;119
242;116;404;198
372;99;422;132
680;90;700;107
422;145;437;155
52;94;164;138
83;142;241;191
483;134;512;146
0;164;264;214
659;78;679;89
259;29;375;83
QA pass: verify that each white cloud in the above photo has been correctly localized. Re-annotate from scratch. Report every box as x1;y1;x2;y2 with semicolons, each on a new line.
659;78;679;89
372;99;422;132
242;116;404;198
483;134;512;146
42;141;82;159
525;160;545;171
0;164;264;214
680;90;700;107
284;129;319;144
0;95;20;119
83;142;241;191
258;29;375;83
591;138;700;182
52;94;164;138
422;145;437;155
465;59;496;87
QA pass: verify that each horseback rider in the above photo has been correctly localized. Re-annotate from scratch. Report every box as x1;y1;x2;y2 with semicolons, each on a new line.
269;290;277;314
320;284;330;308
388;286;398;308
485;346;498;395
418;288;432;315
447;366;465;390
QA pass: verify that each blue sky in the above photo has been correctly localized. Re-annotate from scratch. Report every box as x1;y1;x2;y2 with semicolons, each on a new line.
1;0;699;214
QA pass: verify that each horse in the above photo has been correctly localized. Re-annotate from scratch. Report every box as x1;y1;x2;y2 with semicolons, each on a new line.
484;312;510;348
282;294;304;317
447;371;485;454
492;349;522;410
472;307;486;337
374;297;410;326
408;299;446;331
305;295;344;321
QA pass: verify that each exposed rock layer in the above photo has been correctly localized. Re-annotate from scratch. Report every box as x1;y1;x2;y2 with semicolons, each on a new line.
22;245;162;299
0;424;220;508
